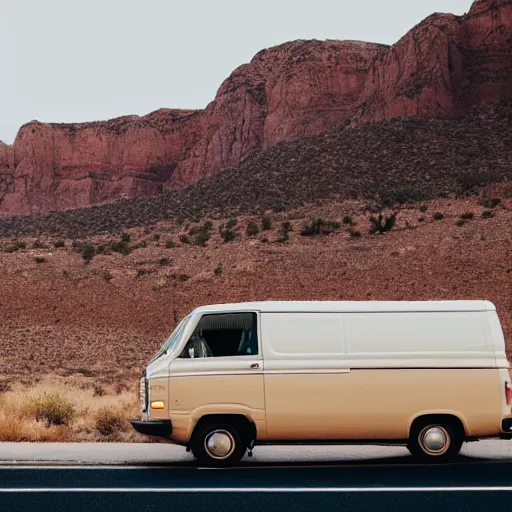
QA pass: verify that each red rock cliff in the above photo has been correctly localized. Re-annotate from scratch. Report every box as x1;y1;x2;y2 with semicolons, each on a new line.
0;0;510;215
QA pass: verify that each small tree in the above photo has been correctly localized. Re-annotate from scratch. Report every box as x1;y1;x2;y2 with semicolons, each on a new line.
369;213;397;235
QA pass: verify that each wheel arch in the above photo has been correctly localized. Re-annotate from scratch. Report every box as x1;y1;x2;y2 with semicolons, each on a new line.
408;412;468;439
190;413;257;447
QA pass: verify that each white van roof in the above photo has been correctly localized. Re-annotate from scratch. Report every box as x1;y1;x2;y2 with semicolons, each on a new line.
191;300;496;315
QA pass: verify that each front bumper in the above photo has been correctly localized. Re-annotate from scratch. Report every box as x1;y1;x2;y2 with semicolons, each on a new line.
131;419;172;438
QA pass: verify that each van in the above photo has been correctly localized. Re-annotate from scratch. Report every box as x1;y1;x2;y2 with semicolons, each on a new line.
131;300;512;467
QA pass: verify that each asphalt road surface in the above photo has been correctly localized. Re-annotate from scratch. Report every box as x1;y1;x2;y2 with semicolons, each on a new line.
1;440;512;512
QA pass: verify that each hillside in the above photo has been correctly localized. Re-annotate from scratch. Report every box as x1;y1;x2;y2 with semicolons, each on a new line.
0;102;510;238
0;190;510;387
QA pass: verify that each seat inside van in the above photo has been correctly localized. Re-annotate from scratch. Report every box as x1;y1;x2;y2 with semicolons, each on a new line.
181;312;258;358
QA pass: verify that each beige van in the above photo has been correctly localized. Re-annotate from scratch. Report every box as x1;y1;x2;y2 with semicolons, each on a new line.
131;300;512;467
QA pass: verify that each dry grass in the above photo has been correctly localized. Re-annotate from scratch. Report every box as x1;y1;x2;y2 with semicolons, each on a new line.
0;375;145;442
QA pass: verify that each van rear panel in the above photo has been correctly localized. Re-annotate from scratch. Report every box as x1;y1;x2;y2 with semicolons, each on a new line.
259;308;510;440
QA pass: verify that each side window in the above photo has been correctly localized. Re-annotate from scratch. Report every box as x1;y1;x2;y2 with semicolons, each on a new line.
180;312;258;358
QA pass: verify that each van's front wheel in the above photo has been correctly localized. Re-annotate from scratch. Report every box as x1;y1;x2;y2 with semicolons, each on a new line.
190;420;246;467
407;418;463;463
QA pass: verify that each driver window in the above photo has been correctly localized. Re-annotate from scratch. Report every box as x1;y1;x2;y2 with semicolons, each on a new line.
180;312;258;359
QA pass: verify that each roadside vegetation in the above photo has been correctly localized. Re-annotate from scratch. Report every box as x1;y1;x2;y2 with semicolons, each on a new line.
0;376;144;443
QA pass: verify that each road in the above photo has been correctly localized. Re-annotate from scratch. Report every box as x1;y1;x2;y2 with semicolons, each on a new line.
1;440;512;511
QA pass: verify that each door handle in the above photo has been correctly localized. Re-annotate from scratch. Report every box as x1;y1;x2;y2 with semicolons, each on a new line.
250;363;260;369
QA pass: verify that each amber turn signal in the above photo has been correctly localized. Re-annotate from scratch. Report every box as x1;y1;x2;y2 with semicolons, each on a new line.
150;401;165;410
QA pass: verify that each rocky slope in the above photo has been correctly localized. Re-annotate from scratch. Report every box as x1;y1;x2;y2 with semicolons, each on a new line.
0;102;509;239
0;0;510;216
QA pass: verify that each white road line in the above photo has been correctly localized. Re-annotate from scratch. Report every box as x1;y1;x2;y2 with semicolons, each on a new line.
1;487;512;493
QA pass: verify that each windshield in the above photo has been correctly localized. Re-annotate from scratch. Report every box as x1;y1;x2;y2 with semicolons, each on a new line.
160;315;191;353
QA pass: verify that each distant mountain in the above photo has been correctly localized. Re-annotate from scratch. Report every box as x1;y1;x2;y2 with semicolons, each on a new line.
0;0;511;217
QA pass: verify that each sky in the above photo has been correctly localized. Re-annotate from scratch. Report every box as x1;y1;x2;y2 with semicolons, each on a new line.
0;0;474;144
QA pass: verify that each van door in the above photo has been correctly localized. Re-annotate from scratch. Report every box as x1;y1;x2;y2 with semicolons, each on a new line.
168;312;266;434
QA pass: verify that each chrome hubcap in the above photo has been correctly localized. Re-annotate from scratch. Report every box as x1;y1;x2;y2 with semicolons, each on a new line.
204;430;235;460
420;426;450;455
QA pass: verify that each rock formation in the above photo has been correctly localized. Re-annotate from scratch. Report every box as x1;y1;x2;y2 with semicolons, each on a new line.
0;0;510;216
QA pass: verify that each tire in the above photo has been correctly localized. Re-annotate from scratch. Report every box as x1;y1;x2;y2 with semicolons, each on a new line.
407;417;463;463
190;419;247;467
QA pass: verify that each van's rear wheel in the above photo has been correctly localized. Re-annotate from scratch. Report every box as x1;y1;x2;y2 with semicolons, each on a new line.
190;420;246;467
407;418;463;463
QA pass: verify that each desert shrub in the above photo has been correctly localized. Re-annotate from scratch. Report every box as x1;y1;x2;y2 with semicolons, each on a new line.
301;218;340;237
220;228;236;243
193;231;210;247
189;225;203;236
34;257;46;264
103;272;113;281
419;205;428;213
261;237;269;243
282;221;292;233
203;221;213;230
480;198;501;209
277;221;293;242
121;232;131;244
94;407;125;437
110;241;131;255
418;217;425;222
342;215;354;225
138;241;148;249
153;234;161;241
26;394;76;426
81;244;96;263
32;240;48;249
460;212;474;220
369;213;397;234
179;235;190;245
226;219;237;229
433;212;444;221
456;219;466;227
480;197;501;208
5;241;26;252
349;229;361;239
159;258;170;266
166;241;176;249
53;240;65;248
214;265;223;276
261;216;272;231
246;222;260;237
301;218;325;236
482;210;495;219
